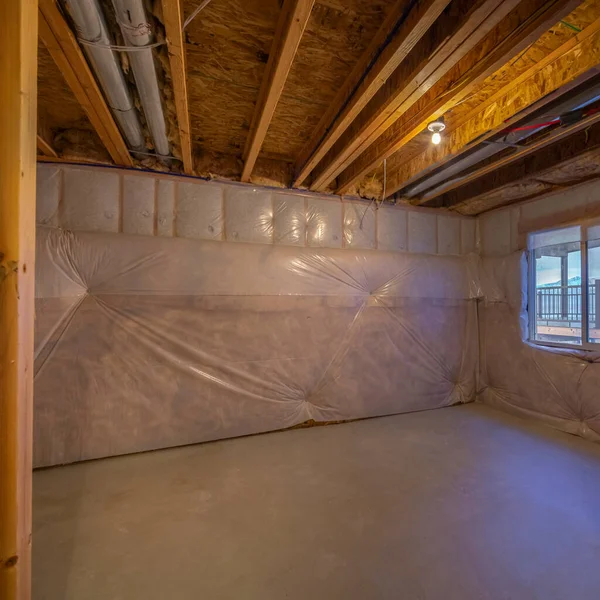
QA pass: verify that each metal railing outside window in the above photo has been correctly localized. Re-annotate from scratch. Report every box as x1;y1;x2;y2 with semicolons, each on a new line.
529;223;600;349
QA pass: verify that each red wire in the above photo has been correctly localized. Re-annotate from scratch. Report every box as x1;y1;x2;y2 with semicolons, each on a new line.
503;119;559;132
500;107;600;134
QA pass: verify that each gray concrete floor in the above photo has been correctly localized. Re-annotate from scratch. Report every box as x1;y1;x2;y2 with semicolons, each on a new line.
34;404;600;600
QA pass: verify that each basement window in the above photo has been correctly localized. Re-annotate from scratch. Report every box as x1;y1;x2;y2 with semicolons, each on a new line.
529;224;600;349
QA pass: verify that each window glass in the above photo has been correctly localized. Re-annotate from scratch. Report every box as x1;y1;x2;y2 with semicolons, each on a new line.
532;241;581;345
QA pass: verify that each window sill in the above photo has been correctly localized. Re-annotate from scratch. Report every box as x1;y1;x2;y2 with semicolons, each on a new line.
526;338;600;359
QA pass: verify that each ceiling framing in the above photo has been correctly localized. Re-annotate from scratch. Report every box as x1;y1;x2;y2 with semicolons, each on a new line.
36;0;600;215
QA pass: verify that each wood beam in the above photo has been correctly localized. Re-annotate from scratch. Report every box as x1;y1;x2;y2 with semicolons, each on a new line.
161;0;193;174
309;0;522;192
451;156;600;216
292;0;451;188
336;0;582;195
0;0;36;597
417;91;600;203
433;115;600;210
36;135;58;158
241;0;315;182
37;108;58;158
36;155;107;165
396;68;600;201
38;0;132;167
384;9;600;199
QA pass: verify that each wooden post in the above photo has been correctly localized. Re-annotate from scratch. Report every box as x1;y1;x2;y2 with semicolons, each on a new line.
0;0;37;597
595;280;600;330
561;255;568;320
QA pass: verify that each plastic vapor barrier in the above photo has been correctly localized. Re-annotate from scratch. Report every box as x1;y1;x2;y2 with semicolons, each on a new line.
39;164;600;462
35;164;478;254
34;223;479;467
479;200;600;442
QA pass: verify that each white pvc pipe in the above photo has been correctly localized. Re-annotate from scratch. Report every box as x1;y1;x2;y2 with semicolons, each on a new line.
64;0;144;150
112;0;170;157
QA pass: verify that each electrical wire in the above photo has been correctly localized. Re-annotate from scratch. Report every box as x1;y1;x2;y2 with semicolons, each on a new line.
78;38;166;51
381;158;387;205
502;118;560;133
130;149;182;160
359;158;387;229
499;107;600;135
183;0;214;31
359;198;376;230
560;20;582;33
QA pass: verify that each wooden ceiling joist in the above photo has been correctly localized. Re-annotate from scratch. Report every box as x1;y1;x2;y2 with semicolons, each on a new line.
307;0;524;192
241;0;315;183
38;0;132;167
36;134;58;158
415;76;600;204
435;114;600;211
161;0;193;175
292;0;451;188
36;155;110;165
37;108;58;158
336;0;583;196
384;9;600;200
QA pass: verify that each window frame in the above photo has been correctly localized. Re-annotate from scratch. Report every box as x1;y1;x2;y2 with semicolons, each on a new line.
528;223;597;351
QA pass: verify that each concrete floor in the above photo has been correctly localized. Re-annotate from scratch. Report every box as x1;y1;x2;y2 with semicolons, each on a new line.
34;404;600;600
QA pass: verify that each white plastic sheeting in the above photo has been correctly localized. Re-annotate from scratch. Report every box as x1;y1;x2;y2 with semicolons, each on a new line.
33;164;481;466
479;200;600;442
34;224;479;467
35;164;600;464
36;163;478;254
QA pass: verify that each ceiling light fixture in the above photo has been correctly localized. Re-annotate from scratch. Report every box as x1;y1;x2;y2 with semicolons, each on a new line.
427;117;446;145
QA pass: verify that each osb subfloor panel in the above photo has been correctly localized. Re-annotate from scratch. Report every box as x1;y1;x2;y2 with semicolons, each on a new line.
33;403;600;599
183;0;280;157
382;0;600;185
183;0;394;161
262;0;393;159
38;42;111;162
37;41;92;132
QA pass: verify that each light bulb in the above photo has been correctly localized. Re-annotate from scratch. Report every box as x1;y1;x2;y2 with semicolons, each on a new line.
432;132;442;145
